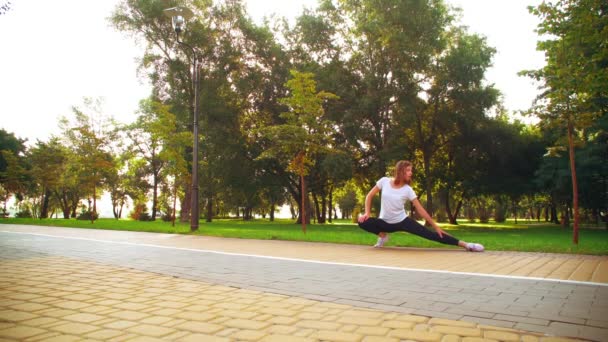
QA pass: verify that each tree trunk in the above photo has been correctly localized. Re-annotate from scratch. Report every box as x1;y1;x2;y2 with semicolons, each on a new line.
172;182;177;227
321;194;327;224
550;203;559;224
92;184;96;224
40;188;50;219
71;201;78;218
567;119;579;243
270;201;275;222
444;189;461;225
181;186;191;222
328;186;333;223
313;192;321;223
423;152;433;223
290;204;296;219
206;195;213;222
152;173;159;221
562;206;570;227
301;174;306;233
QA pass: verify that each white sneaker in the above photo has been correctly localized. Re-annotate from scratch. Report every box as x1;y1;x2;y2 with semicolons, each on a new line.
466;243;484;252
374;235;389;248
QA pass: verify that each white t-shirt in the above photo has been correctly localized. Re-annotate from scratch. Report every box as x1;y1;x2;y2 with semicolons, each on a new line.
376;177;417;224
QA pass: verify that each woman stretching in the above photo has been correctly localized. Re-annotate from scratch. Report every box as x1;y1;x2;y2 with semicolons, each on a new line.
358;160;484;252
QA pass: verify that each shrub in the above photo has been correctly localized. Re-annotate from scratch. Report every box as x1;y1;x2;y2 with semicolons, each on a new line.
161;213;175;222
130;203;152;221
76;211;98;221
15;209;32;218
138;212;151;221
478;209;491;223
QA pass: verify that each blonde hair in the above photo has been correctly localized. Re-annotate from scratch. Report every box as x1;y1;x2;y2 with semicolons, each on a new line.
393;160;412;185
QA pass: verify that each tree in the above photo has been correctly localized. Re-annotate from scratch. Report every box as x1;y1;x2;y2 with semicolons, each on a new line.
0;129;27;182
0;1;11;15
105;156;129;219
28;138;68;218
335;181;360;219
59;99;117;222
524;0;608;243
325;0;452;189
123;99;185;220
259;70;338;232
397;27;499;221
0;130;30;212
0;150;28;203
312;150;352;223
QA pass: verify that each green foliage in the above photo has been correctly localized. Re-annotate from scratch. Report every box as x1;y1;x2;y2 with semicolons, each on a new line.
0;150;28;197
0;129;27;178
524;0;608;238
59;98;117;217
2;0;606;227
76;211;98;221
259;70;338;176
14;209;32;218
337;188;358;219
129;203;151;221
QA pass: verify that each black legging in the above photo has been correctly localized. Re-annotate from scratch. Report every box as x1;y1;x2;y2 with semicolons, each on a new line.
358;217;460;246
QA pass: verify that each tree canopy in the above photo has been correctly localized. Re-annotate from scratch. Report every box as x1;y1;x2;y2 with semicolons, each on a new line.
2;0;605;233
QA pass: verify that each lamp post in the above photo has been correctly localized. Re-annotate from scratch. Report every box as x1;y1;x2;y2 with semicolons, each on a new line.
163;6;199;231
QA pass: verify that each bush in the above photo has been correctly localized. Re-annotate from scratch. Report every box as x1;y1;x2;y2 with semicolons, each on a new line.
15;209;32;218
138;212;151;221
76;211;98;221
130;203;152;221
161;213;175;222
479;211;491;223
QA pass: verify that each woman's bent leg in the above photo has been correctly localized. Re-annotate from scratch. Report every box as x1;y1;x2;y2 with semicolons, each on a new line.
396;217;460;246
358;218;386;235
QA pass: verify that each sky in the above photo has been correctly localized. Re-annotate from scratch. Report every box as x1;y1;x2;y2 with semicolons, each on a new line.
0;0;545;146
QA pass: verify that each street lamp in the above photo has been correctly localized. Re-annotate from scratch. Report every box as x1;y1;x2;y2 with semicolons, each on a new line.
164;6;200;231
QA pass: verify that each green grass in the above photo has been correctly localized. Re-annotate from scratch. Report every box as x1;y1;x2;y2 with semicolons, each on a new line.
1;217;607;255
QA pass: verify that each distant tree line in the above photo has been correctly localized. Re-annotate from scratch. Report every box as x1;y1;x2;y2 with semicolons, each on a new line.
0;0;605;234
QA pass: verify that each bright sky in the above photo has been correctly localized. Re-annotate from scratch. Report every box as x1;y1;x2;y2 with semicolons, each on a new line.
0;0;544;146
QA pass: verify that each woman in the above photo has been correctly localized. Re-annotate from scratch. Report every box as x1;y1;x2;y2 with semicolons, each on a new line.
358;160;484;252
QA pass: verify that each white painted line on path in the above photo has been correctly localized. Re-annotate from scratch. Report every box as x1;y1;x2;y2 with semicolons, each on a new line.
2;230;606;287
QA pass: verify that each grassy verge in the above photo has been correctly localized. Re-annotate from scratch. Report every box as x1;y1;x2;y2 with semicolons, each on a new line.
1;217;606;255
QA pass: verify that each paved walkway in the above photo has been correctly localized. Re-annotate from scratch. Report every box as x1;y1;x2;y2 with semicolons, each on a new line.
2;225;606;284
1;224;607;341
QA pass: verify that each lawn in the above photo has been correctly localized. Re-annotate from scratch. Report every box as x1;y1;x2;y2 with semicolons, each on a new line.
1;217;606;255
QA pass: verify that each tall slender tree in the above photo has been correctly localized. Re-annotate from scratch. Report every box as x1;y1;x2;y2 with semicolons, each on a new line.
259;70;338;231
59;99;116;222
524;0;608;243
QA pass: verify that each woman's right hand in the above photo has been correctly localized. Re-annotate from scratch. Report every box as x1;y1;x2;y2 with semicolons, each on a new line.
358;213;370;223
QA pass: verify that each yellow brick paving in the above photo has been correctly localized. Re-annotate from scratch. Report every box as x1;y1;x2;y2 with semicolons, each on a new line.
0;256;584;342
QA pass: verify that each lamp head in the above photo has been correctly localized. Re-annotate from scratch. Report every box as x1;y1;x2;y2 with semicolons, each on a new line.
163;6;194;34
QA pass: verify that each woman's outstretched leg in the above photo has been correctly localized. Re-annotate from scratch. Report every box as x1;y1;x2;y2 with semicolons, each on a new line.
395;217;484;252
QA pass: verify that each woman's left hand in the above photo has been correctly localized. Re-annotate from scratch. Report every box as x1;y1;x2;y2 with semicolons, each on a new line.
435;227;446;238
